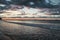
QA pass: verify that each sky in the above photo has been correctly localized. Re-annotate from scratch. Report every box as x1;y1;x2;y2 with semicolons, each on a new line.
45;0;60;5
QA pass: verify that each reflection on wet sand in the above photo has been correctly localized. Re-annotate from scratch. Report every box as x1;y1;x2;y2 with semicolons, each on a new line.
0;20;60;35
0;20;51;35
0;20;60;40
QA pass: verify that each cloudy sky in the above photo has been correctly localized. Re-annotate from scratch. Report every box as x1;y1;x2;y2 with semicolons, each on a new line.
45;0;60;5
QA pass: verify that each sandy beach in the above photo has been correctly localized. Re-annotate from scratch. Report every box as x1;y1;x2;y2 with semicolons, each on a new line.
0;20;60;40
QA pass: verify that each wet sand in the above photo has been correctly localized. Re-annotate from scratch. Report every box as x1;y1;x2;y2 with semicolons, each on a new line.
0;20;60;40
